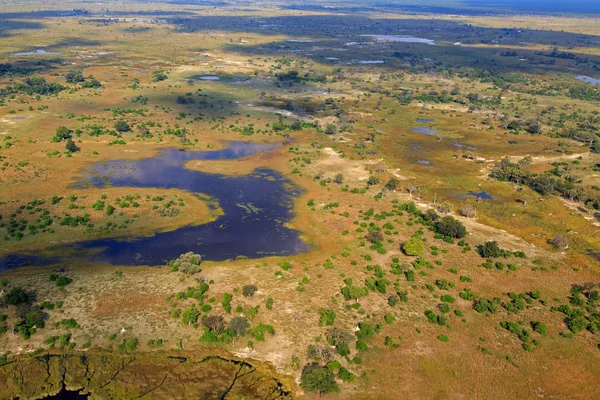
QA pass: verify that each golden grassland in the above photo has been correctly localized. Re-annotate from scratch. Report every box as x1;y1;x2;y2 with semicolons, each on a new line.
0;187;222;253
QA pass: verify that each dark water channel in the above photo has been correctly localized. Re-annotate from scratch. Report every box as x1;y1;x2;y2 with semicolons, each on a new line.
0;141;307;269
40;390;87;400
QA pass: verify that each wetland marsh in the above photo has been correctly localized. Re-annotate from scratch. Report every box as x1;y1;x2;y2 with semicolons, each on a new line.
1;1;600;399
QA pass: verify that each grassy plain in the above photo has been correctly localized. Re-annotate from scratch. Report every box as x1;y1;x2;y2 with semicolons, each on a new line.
0;1;600;399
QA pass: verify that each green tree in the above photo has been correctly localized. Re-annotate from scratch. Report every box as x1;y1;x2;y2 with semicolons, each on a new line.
300;363;339;395
531;321;548;335
477;241;503;258
336;342;350;356
182;306;200;325
319;308;336;326
341;284;368;302
367;176;380;186
65;138;80;153
326;328;353;346
568;316;587;334
115;120;131;132
385;177;400;191
402;237;424;256
435;216;467;238
265;297;274;310
25;310;46;329
152;70;168;82
54;126;72;141
65;70;84;83
54;276;73;287
221;292;233;313
4;287;30;306
170;252;202;275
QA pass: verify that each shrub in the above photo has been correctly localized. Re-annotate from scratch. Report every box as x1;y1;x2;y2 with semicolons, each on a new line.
200;304;212;313
266;297;274;310
336;342;350;356
367;176;380;186
221;293;233;313
324;124;337;135
567;316;587;334
319;309;336;326
402;237;424;256
65;70;84;83
228;316;249;337
115;121;131;132
440;295;455;303
326;328;353;346
435;279;455;290
152;70;168;82
54;276;73;287
341;281;369;301
65;138;80;153
477;241;504;258
44;336;58;345
366;230;383;244
338;367;356;382
54;126;72;141
26;310;46;329
170;252;202;274
326;360;341;371
248;324;275;341
59;333;71;347
4;287;30;306
531;321;548;335
459;288;476;301
356;340;368;351
435;216;467;238
182;307;200;326
122;338;138;351
280;261;293;271
473;298;500;314
385;177;401;191
242;284;258;297
356;322;375;339
437;334;449;342
59;319;79;329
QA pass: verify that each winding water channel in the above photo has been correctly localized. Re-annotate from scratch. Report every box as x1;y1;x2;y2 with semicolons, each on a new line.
0;141;307;269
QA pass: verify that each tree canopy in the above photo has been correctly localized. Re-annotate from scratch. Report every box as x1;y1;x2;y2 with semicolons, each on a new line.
300;363;339;395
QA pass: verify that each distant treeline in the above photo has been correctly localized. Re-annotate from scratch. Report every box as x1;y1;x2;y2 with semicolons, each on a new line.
0;62;58;78
0;77;64;97
491;158;600;209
